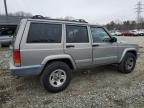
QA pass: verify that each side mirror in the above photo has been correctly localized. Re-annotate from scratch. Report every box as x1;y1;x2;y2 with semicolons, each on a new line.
110;37;117;42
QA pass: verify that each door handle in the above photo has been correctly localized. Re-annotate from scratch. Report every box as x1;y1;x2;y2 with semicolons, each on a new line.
66;45;75;48
92;44;99;47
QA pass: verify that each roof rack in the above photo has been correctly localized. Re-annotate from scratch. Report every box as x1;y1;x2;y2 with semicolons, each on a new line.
32;15;45;19
31;15;88;23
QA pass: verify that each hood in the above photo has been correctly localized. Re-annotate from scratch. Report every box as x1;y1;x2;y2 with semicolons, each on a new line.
117;40;140;50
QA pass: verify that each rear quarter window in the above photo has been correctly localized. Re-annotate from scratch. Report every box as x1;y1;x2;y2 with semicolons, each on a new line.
27;23;62;43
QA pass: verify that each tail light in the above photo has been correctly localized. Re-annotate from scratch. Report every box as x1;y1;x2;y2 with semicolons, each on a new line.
13;49;21;66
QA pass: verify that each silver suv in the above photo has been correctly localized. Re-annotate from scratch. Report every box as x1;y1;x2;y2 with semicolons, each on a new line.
10;17;139;92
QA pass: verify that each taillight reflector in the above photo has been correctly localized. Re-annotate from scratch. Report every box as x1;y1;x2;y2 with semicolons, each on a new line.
13;49;21;66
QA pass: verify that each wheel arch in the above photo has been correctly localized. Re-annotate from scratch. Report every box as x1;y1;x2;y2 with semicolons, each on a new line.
40;54;77;75
119;48;137;63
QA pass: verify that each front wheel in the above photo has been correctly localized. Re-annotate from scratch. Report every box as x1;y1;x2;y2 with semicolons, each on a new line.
118;52;136;73
41;61;72;93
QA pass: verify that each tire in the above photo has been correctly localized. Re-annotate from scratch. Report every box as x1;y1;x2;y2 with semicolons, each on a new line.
40;61;72;93
118;52;136;73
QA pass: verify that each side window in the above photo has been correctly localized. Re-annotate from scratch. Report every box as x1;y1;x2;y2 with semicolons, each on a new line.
27;23;62;43
90;27;111;43
66;25;89;43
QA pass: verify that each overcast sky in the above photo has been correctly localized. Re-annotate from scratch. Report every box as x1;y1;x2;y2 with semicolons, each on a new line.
0;0;143;24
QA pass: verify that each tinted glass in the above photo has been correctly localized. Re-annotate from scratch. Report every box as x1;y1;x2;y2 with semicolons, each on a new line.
90;27;111;43
0;27;15;37
27;23;62;43
66;25;89;43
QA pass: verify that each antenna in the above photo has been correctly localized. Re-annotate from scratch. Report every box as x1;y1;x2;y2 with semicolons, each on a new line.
4;0;8;16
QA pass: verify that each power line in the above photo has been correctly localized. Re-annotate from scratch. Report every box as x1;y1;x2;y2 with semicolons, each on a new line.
135;1;144;23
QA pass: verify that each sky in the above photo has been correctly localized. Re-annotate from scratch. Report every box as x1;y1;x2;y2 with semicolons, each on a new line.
0;0;143;24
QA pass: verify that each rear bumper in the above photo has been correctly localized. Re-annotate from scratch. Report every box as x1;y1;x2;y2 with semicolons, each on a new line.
9;59;43;76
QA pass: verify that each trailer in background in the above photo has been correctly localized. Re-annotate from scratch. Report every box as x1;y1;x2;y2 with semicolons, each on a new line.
0;16;23;47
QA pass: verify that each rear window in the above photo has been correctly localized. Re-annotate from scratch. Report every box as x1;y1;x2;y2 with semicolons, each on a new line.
27;23;62;43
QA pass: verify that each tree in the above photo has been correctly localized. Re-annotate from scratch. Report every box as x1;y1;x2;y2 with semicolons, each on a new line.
12;11;32;17
105;20;143;31
0;11;32;17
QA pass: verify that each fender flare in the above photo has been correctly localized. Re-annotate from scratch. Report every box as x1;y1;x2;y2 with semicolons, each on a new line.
41;54;77;69
119;48;137;63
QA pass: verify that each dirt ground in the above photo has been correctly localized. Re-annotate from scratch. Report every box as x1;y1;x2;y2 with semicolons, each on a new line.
0;37;144;108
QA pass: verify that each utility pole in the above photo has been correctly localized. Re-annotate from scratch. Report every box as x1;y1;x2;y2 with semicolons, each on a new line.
4;0;8;16
135;1;143;24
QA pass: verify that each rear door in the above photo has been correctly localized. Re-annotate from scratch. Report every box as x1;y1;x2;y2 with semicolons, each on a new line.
64;24;92;68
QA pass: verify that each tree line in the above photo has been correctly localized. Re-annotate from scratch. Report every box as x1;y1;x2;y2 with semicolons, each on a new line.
0;11;32;17
105;20;144;31
0;12;144;31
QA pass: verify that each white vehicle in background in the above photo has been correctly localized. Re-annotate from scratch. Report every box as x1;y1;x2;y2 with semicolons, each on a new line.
110;31;121;36
130;29;144;36
130;30;139;36
110;31;115;36
138;30;144;36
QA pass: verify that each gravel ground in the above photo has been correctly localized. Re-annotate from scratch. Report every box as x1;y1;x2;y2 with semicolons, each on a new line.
0;37;144;108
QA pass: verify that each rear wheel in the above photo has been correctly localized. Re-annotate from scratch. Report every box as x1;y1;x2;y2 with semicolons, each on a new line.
41;61;72;93
118;52;136;73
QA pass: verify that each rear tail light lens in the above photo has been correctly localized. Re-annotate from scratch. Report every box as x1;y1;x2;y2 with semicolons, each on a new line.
13;49;21;66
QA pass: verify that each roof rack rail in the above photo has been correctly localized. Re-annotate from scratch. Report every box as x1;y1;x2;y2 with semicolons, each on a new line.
31;15;88;23
32;15;45;19
72;19;88;23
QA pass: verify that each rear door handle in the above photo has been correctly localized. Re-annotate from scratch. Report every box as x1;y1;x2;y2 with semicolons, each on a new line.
66;45;75;48
92;44;100;47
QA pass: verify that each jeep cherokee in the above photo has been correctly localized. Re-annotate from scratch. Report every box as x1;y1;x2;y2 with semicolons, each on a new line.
9;17;139;92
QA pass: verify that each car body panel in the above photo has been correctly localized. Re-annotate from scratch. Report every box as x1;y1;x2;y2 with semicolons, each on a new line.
92;42;118;65
9;58;43;76
116;42;139;62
